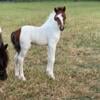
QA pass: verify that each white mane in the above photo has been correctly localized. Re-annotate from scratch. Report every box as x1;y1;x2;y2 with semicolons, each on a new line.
42;11;59;31
43;11;55;25
46;11;55;22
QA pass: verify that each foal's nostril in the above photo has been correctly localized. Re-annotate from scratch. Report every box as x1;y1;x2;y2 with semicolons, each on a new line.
60;26;64;31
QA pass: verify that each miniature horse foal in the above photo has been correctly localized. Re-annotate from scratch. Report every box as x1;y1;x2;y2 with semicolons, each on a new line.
11;7;66;80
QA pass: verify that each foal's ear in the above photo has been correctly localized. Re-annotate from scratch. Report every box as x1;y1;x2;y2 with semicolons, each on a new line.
54;7;57;13
4;44;8;50
63;6;66;12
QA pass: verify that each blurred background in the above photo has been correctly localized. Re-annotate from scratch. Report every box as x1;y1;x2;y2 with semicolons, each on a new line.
0;0;100;2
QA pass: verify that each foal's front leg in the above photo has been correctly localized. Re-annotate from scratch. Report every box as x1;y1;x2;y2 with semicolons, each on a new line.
46;43;57;80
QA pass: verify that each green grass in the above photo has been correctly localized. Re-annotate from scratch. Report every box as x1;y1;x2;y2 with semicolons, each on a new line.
0;1;100;100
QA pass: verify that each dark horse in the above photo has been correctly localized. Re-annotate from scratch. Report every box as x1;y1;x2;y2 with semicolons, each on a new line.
0;28;8;80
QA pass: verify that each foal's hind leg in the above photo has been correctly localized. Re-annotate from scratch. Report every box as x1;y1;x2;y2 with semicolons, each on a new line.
14;53;20;77
17;48;28;80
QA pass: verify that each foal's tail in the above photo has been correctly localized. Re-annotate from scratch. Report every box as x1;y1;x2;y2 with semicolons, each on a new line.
11;28;21;54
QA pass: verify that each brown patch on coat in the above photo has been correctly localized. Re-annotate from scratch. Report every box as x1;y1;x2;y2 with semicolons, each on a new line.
15;28;21;42
11;28;21;53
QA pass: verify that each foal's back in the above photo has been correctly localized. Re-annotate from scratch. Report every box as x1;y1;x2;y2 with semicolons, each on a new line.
20;25;48;45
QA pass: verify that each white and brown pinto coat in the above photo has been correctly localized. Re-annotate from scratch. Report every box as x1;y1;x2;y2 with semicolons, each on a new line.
11;7;66;80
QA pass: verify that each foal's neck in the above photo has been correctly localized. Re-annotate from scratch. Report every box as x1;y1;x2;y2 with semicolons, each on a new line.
41;11;60;32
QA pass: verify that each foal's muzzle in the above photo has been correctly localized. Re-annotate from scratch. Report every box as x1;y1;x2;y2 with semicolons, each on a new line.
60;26;64;31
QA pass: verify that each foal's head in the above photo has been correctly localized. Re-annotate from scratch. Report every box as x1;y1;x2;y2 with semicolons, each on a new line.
0;42;8;80
54;6;66;31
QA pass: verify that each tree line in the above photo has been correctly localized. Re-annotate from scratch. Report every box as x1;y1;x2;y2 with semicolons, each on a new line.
0;0;99;2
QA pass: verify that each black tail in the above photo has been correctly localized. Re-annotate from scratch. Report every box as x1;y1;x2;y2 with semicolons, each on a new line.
11;31;21;53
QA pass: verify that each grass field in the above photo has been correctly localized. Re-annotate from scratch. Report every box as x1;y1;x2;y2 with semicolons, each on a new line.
0;1;100;100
